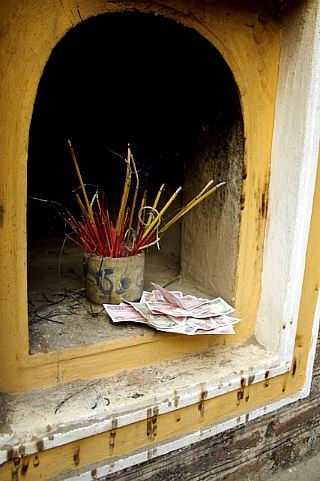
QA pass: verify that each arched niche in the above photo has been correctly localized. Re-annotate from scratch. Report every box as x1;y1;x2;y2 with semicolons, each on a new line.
27;12;244;352
0;0;282;394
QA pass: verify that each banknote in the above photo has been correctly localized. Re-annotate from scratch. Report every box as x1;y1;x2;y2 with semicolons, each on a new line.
140;290;182;303
103;304;147;324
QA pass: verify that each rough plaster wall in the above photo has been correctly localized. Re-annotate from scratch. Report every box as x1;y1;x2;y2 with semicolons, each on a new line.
101;335;320;481
182;113;243;302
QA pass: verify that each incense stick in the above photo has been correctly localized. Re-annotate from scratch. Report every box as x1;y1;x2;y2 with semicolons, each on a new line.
159;180;214;234
141;189;147;210
135;189;148;237
68;139;94;224
116;144;132;235
128;153;139;230
75;193;90;220
146;183;165;228
159;182;226;234
141;186;182;240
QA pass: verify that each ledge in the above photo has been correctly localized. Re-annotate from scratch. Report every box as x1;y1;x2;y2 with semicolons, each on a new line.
0;339;284;465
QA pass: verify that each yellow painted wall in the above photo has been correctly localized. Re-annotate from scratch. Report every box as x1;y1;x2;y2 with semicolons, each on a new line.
0;0;279;393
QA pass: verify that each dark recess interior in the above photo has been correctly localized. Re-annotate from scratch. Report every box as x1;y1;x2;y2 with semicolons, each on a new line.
27;12;243;353
28;12;241;239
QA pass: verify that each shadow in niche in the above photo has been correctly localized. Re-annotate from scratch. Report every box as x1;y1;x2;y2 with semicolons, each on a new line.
27;12;244;353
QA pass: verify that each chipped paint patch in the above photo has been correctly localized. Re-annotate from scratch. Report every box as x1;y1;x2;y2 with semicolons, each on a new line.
0;204;3;228
53;391;305;481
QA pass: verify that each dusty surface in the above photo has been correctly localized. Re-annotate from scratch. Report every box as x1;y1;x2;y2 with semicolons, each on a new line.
0;340;277;460
28;239;216;354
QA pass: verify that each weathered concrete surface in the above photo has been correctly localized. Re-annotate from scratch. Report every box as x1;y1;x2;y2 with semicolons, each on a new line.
265;452;320;481
0;341;277;462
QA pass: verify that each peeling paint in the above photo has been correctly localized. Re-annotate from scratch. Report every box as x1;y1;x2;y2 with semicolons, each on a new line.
261;191;268;218
237;390;244;403
292;358;297;377
36;439;44;452
147;407;158;439
11;458;20;481
73;446;80;466
18;446;25;456
6;448;16;462
173;391;179;408
0;204;3;228
21;460;29;476
109;420;117;451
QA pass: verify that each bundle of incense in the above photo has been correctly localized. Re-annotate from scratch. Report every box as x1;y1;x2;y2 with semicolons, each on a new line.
62;141;227;258
135;189;148;237
64;143;155;257
67;195;137;258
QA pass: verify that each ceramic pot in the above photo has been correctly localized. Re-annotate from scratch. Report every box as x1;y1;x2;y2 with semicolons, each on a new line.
83;252;145;305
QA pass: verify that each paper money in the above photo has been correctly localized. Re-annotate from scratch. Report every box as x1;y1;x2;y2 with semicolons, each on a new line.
146;299;234;319
103;286;238;336
150;284;234;318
